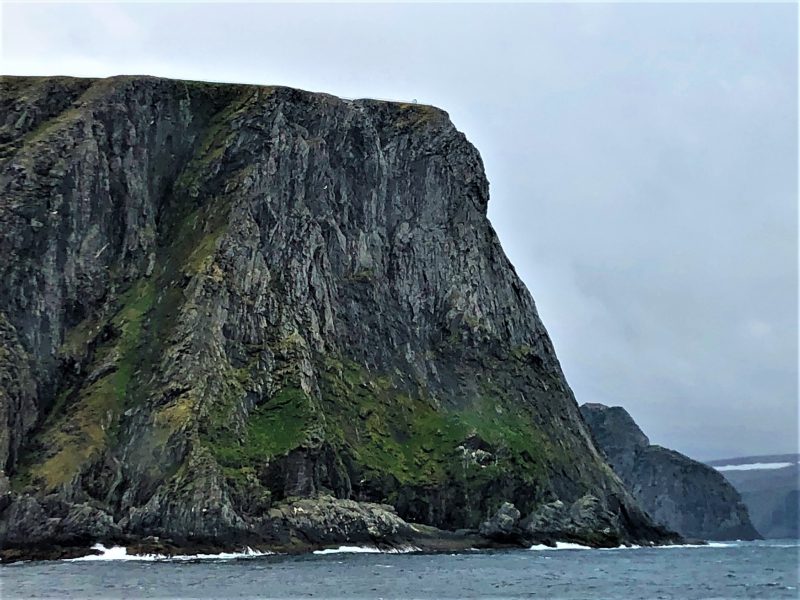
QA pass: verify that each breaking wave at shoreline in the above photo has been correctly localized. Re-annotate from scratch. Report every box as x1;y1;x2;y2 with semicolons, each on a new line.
67;543;272;562
312;545;421;555
529;541;739;551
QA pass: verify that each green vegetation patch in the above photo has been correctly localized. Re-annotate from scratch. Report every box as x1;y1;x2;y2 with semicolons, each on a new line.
319;358;550;487
9;89;275;493
20;279;155;491
394;103;441;129
203;386;315;469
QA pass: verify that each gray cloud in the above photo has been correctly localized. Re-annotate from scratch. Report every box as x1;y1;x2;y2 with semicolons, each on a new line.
2;2;797;460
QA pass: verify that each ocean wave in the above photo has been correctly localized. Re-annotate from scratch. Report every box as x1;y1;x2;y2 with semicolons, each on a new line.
529;541;738;551
658;542;736;549
529;542;647;551
529;542;593;550
67;543;271;561
312;545;420;555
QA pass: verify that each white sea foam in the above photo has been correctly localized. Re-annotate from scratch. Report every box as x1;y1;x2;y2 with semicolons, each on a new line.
656;542;736;549
312;545;420;555
529;542;593;550
312;546;383;555
715;462;796;471
69;544;140;561
529;541;737;551
68;543;271;561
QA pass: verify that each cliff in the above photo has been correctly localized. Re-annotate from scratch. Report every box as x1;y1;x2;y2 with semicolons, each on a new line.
707;455;799;539
0;75;675;560
580;403;760;541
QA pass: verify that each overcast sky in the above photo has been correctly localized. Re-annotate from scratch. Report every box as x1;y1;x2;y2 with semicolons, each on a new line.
2;2;797;461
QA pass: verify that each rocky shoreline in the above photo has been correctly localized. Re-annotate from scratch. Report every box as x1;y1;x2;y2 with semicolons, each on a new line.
0;529;488;564
0;493;683;564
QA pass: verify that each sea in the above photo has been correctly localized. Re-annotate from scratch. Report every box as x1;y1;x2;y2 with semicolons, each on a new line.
1;539;797;599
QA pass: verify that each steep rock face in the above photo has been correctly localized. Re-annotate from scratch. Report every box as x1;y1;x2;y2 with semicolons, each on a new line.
707;455;799;539
580;403;760;541
0;75;671;555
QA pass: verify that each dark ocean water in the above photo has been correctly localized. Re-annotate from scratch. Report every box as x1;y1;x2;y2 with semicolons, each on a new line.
1;540;797;599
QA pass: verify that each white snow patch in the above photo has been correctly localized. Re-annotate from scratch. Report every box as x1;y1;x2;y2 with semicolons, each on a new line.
715;462;795;472
68;543;271;561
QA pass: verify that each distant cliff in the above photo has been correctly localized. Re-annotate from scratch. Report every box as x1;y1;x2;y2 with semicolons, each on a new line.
707;455;799;539
0;76;676;560
580;403;760;541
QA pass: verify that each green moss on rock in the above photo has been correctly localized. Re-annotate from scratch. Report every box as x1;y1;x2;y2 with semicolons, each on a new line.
18;279;155;491
203;386;315;469
319;358;550;487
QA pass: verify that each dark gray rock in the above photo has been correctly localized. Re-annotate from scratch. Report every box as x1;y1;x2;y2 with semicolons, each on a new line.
479;501;521;541
580;403;761;541
480;494;681;548
0;75;675;559
260;495;416;549
521;494;676;547
522;496;620;546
